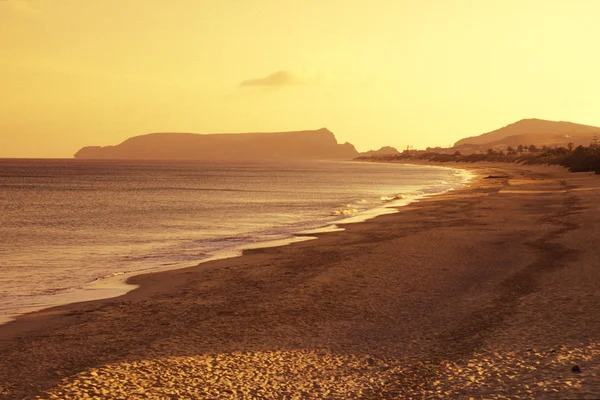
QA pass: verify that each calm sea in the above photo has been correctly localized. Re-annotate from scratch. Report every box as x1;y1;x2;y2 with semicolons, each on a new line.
0;159;473;324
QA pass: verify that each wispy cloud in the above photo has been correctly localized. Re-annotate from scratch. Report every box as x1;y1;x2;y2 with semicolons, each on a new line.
240;70;306;88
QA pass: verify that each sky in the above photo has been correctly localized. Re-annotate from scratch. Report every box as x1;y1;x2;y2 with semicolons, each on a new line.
2;0;600;158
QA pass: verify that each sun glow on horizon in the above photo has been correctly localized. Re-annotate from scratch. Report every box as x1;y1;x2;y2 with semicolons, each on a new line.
2;0;600;157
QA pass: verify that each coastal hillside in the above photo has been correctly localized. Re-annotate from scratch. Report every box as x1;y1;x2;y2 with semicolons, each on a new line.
357;146;400;158
74;128;358;160
454;118;600;149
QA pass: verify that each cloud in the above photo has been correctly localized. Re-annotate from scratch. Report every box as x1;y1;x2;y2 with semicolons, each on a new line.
240;70;306;87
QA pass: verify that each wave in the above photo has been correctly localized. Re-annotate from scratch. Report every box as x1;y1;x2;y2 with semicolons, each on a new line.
380;191;425;202
91;271;126;283
332;208;359;216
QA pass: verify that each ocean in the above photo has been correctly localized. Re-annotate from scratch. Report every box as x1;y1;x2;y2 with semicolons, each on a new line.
0;159;473;324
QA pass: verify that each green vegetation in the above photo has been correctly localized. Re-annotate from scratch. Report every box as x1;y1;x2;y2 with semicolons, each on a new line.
355;141;600;174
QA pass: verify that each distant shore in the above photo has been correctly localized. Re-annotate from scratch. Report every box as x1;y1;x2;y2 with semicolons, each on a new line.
1;162;599;398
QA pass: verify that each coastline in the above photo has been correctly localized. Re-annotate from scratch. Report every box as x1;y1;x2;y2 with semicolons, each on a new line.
2;162;600;398
0;161;472;326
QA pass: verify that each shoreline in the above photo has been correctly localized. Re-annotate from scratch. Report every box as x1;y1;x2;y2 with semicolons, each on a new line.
0;162;472;326
2;162;600;398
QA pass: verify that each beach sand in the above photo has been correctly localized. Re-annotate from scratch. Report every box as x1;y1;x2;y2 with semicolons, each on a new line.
1;163;600;399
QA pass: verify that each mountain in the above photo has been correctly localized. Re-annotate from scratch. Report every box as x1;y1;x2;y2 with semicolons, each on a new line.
454;118;600;148
357;146;400;158
74;128;358;160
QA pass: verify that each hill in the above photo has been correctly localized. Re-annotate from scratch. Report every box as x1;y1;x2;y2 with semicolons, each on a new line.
74;128;358;160
357;146;400;158
454;118;600;149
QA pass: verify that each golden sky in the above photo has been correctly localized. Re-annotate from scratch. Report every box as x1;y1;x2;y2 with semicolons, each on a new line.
2;0;600;158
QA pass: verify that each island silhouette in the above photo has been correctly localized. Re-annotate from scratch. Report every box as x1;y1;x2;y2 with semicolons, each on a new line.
74;128;358;160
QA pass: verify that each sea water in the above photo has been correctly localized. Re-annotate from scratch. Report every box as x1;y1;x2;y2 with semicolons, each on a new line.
0;159;473;324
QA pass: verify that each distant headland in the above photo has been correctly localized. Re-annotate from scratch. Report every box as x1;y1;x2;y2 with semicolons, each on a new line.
453;118;600;151
355;118;600;174
74;128;358;160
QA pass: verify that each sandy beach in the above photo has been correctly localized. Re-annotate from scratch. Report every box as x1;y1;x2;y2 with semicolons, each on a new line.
1;163;599;399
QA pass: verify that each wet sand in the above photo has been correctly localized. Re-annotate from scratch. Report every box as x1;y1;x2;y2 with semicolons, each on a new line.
1;164;600;399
